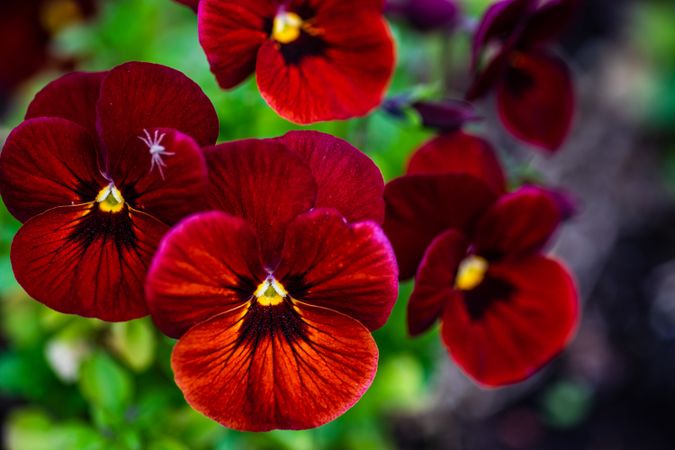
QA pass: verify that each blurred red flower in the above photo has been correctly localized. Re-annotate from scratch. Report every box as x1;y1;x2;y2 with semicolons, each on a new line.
0;0;97;107
0;62;218;321
386;0;460;32
196;0;395;124
467;0;579;152
383;134;579;386
146;131;398;430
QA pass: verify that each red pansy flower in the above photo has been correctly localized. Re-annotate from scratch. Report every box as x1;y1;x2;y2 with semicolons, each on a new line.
0;0;97;108
0;62;218;321
384;137;578;386
146;131;398;431
467;0;579;152
197;0;395;124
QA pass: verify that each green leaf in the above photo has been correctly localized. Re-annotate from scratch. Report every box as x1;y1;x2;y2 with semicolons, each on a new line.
148;438;190;450
79;352;133;420
110;319;157;372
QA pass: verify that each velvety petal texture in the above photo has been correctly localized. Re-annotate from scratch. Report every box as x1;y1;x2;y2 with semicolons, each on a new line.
407;230;467;336
0;118;105;222
441;257;578;386
26;71;105;136
384;147;579;386
97;62;219;154
496;51;575;151
205;139;317;266
172;301;378;431
0;62;215;322
147;212;267;338
11;205;167;321
384;174;497;279
276;209;398;331
147;130;396;430
106;128;208;226
276;131;385;223
475;186;562;259
406;131;506;194
199;0;395;123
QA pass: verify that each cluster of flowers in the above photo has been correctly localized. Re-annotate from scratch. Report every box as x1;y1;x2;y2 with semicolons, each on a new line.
0;0;580;432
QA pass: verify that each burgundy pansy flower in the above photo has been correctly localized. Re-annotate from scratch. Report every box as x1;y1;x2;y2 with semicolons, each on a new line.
0;0;97;107
146;131;398;431
467;0;579;152
197;0;395;124
386;0;460;32
384;138;578;386
0;62;218;321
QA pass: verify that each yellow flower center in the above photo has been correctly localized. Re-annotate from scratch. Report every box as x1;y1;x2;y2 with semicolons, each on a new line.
455;255;488;291
254;276;288;306
272;11;303;44
96;183;125;213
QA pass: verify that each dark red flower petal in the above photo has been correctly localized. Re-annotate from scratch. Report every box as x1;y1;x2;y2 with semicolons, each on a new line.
97;62;219;156
256;4;395;123
386;0;460;32
408;229;467;336
475;186;562;259
174;0;200;11
0;118;106;223
25;71;105;136
204;139;316;267
0;1;48;94
276;131;385;224
496;51;574;152
11;204;167;321
406;131;506;194
275;209;398;331
471;0;535;70
106;128;208;226
147;211;267;338
519;0;580;49
384;174;497;280
198;0;273;89
172;300;378;431
441;256;578;386
466;47;511;101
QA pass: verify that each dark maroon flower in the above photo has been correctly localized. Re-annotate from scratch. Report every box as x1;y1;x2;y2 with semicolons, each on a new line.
0;0;97;105
468;0;579;152
146;131;397;430
0;62;218;321
384;137;579;386
196;0;395;124
386;0;460;32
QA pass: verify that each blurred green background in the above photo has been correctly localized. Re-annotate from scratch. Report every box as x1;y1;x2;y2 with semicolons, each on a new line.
1;0;675;449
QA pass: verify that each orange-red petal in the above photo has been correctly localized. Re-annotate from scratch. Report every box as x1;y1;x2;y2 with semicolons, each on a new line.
147;211;267;338
275;209;398;331
172;300;378;431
